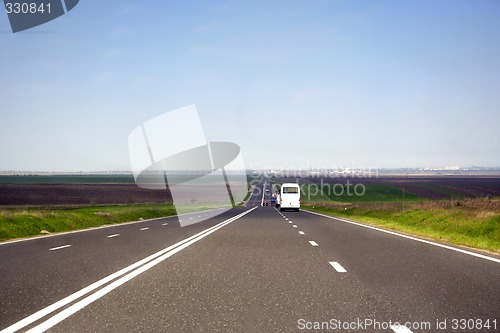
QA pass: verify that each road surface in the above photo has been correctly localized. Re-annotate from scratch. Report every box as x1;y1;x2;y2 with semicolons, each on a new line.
1;177;499;332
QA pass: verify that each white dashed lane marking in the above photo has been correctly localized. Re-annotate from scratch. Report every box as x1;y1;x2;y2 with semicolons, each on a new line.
298;231;305;235
329;261;347;273
162;223;168;226
140;228;149;231
49;245;71;251
292;225;297;228
309;241;319;247
107;234;120;238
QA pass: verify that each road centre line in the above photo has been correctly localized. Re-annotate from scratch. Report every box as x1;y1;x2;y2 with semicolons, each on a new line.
3;207;258;333
260;183;265;206
140;227;149;231
304;210;500;264
49;245;71;251
298;231;305;235
309;241;319;247
329;261;347;273
293;225;297;228
106;234;120;238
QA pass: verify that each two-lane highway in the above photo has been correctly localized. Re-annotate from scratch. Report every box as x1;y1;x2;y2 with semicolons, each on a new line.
1;177;499;332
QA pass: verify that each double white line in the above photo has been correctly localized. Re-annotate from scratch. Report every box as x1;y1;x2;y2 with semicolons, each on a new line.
2;206;257;333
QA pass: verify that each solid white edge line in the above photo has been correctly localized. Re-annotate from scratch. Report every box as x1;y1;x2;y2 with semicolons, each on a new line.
49;245;71;251
3;207;257;333
329;261;347;273
309;241;318;247
303;210;500;264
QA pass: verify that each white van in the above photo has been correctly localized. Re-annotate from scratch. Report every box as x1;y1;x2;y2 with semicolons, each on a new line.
279;183;300;211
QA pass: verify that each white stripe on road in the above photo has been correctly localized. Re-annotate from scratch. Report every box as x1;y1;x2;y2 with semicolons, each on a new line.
106;234;120;238
329;261;347;273
289;221;292;224
49;245;71;251
391;324;414;333
261;183;266;206
292;225;297;228
298;231;305;235
4;207;257;333
140;227;149;231
309;241;318;247
162;223;168;226
304;210;500;264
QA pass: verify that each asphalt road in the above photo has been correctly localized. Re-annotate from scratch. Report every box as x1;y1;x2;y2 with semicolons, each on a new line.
0;177;499;332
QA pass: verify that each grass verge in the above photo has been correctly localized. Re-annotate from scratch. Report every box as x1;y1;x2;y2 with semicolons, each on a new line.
303;198;500;253
0;204;176;242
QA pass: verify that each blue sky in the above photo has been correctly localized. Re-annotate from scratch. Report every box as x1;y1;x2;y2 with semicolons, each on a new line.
1;0;499;171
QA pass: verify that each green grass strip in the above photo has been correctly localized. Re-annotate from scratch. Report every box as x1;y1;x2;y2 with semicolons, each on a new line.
303;199;500;253
0;204;176;242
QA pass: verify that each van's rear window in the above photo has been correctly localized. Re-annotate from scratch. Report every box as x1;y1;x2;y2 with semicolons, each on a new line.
283;187;299;194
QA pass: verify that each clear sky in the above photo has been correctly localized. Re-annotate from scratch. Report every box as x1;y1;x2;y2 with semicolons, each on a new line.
1;0;499;172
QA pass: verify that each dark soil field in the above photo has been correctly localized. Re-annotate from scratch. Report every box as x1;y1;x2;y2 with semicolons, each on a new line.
1;175;500;207
362;176;500;199
275;175;500;201
0;183;172;206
